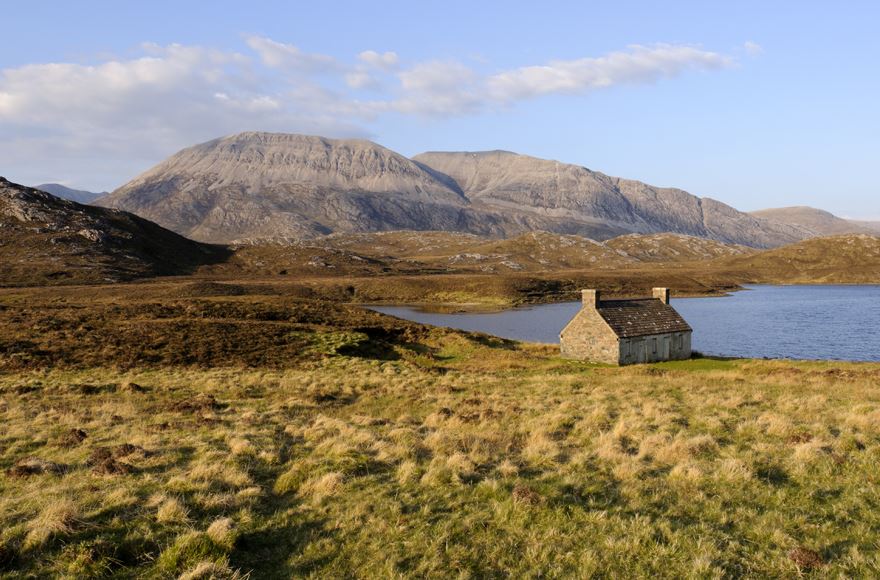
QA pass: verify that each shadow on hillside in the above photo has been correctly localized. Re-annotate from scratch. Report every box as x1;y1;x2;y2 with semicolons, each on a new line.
173;243;235;276
690;351;739;361
339;326;439;362
336;339;401;361
468;334;518;350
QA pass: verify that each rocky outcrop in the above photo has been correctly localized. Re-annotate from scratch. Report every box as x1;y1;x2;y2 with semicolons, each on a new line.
0;177;226;286
605;233;757;262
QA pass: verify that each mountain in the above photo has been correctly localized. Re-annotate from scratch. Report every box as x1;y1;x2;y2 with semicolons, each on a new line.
749;206;879;236
851;220;880;234
34;183;105;204
98;132;810;248
0;177;227;286
414;151;810;248
97;132;495;242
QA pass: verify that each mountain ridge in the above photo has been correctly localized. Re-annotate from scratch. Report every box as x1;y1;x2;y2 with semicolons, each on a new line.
749;206;880;236
97;131;813;247
413;150;811;248
34;183;105;204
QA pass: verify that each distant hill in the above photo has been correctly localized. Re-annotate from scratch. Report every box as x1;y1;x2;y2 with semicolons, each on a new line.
320;231;486;259
322;230;756;268
850;220;880;234
437;231;638;272
215;230;880;286
749;206;878;236
605;233;757;262
715;234;880;284
0;177;227;286
219;230;760;276
34;183;105;204
96;132;811;248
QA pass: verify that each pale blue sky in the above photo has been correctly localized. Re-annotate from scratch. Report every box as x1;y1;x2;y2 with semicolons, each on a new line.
2;1;878;218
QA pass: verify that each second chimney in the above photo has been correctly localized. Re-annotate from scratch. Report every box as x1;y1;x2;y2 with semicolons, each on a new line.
652;287;670;305
582;289;600;309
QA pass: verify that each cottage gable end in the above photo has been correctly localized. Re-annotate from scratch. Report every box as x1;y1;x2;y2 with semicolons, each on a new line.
560;306;618;341
559;302;620;363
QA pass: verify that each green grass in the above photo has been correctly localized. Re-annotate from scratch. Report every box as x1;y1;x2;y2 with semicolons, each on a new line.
1;285;878;577
654;356;741;371
2;331;880;577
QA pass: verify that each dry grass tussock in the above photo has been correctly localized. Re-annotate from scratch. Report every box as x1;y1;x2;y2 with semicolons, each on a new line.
1;327;879;577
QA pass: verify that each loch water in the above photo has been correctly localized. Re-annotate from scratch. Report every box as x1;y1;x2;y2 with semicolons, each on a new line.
369;285;880;362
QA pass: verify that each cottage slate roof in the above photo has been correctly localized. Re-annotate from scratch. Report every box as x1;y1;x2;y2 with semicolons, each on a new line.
596;299;692;338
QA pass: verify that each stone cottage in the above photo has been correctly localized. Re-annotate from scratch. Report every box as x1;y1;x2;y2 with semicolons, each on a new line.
560;288;692;365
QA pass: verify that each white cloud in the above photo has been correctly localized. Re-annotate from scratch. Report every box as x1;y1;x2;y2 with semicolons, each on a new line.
345;51;400;90
245;36;338;72
486;44;733;102
345;70;379;90
358;50;399;70
0;38;740;189
744;41;764;57
391;61;482;116
399;60;475;92
382;44;732;117
0;41;367;188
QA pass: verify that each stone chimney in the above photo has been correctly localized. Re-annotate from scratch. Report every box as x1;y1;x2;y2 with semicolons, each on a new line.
652;287;670;305
582;289;600;309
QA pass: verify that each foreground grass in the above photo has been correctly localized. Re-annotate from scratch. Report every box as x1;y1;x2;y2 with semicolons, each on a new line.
2;331;880;578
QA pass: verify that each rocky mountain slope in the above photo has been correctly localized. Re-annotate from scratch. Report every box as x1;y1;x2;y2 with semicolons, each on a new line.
97;132;814;248
34;183;104;204
0;177;226;286
415;151;810;248
749;206;878;236
98;132;510;242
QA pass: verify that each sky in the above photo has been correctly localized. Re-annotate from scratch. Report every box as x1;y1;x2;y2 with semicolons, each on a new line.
1;1;878;218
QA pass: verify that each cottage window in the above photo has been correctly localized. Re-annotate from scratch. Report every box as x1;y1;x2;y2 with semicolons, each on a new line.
652;338;657;354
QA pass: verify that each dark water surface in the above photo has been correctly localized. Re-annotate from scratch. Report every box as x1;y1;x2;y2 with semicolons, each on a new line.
369;285;880;362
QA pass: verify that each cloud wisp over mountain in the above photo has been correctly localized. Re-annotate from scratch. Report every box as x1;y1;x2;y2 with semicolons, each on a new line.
0;37;743;188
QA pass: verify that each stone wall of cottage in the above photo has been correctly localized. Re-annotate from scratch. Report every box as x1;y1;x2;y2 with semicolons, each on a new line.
559;308;620;365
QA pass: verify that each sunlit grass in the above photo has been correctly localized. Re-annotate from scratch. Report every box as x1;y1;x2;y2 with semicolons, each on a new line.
2;336;880;577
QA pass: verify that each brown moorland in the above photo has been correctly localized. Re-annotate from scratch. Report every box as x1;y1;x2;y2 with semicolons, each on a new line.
3;179;880;577
1;282;880;577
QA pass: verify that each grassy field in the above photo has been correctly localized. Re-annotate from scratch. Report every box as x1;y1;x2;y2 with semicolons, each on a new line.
1;286;879;577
